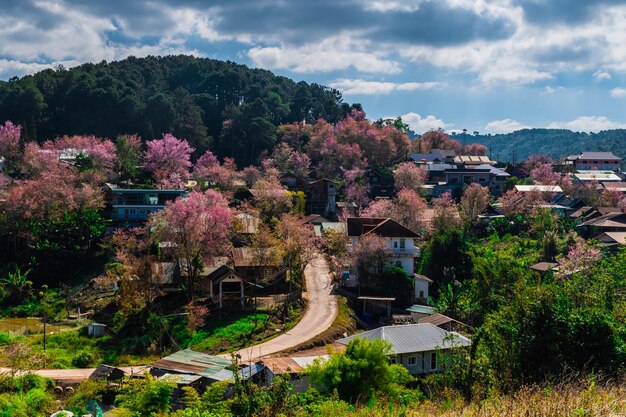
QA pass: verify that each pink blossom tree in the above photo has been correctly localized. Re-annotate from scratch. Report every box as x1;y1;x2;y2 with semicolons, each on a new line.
460;183;491;225
599;188;625;207
0;121;21;169
394;162;427;193
344;168;370;212
145;134;194;188
150;189;233;289
431;192;461;233
558;236;601;276
523;154;553;174
530;163;560;185
463;143;488;156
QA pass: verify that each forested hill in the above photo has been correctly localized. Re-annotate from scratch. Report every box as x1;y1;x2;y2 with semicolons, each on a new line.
0;55;356;166
453;128;626;162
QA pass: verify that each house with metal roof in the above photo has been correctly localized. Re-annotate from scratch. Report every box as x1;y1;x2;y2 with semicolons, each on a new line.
336;323;471;375
105;183;187;224
569;152;622;172
149;349;234;383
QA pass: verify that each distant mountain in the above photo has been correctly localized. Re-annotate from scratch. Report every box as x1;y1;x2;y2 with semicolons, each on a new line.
0;55;357;166
453;129;626;162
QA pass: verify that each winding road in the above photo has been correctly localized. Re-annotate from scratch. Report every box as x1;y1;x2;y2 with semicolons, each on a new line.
228;253;338;363
1;254;337;382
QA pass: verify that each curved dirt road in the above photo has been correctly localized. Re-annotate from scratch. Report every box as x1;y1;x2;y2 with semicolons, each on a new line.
228;254;337;363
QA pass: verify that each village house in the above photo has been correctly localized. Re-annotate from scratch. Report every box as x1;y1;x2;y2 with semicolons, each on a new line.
306;178;337;219
347;217;420;276
565;152;622;172
336;323;471;375
364;168;395;199
105;183;187;223
439;165;509;195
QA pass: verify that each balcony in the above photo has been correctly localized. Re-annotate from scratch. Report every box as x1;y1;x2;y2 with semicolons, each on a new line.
390;247;420;257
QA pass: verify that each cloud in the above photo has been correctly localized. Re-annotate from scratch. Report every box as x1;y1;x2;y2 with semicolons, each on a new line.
513;0;626;26
328;79;443;95
479;69;553;85
398;112;451;133
484;119;530;134
546;116;626;132
247;39;401;74
593;70;612;80
610;87;626;97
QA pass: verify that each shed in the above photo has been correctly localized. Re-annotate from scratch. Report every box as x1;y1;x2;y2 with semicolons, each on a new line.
90;364;125;382
87;323;106;338
149;349;234;384
405;304;436;321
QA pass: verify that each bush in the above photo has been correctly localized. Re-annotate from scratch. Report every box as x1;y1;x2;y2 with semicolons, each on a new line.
24;388;54;414
0;333;11;346
72;350;95;368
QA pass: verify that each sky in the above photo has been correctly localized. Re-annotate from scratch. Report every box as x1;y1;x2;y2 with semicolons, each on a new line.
2;0;626;135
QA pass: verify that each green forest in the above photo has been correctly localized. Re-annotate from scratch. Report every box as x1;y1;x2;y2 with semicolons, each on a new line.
454;128;626;162
0;55;358;166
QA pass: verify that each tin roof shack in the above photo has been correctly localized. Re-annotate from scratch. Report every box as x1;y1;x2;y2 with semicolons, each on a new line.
90;364;125;383
149;349;235;385
262;355;328;393
336;323;471;375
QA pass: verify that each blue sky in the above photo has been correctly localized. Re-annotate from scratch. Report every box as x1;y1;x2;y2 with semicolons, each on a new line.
2;0;626;134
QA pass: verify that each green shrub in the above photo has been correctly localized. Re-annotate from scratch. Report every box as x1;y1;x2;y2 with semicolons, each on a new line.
72;350;95;368
0;393;28;417
15;374;53;392
0;333;11;346
24;388;54;414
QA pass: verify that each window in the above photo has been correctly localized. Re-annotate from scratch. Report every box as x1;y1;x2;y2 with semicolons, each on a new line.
430;352;437;370
419;290;424;299
407;356;418;366
478;177;486;182
389;356;397;364
129;208;136;215
395;261;402;267
593;160;599;164
399;239;406;249
393;241;398;248
450;177;459;184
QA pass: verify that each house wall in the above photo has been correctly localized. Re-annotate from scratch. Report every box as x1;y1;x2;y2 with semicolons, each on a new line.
393;350;440;375
414;279;429;301
575;159;621;171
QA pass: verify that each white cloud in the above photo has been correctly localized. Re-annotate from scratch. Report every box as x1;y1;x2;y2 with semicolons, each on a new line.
479;69;553;85
593;70;612;80
484;119;530;134
546;116;626;132
247;38;401;74
328;79;443;95
542;86;565;95
397;112;452;134
610;87;626;97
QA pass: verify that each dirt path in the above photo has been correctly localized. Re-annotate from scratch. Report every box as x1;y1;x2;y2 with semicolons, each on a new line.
227;254;338;363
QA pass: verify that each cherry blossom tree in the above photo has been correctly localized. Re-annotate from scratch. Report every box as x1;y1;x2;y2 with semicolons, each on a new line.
351;233;389;287
361;189;426;234
150;189;233;290
145;134;194;188
394;162;426;193
558;236;601;277
306;120;367;178
193;151;241;189
431;192;461;233
344;168;370;212
460;183;490;225
46;135;118;173
278;214;319;288
0;121;21;169
599;188;625;207
523;154;553;174
463;143;488;156
530;163;560;185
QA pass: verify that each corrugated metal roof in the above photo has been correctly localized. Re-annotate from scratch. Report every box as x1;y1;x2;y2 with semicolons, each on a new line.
150;349;233;381
336;323;470;354
418;314;462;327
578;152;621;160
405;305;436;314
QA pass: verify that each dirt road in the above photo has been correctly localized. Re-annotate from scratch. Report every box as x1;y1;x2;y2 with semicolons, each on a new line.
228;254;338;363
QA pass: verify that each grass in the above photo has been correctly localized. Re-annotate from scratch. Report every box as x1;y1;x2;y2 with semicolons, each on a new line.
289;379;626;417
288;295;356;353
187;302;305;353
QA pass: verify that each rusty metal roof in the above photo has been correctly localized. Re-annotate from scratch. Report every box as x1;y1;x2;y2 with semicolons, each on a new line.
149;349;233;381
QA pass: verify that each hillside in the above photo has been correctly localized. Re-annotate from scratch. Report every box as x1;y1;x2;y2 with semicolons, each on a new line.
453;128;626;162
0;55;356;166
